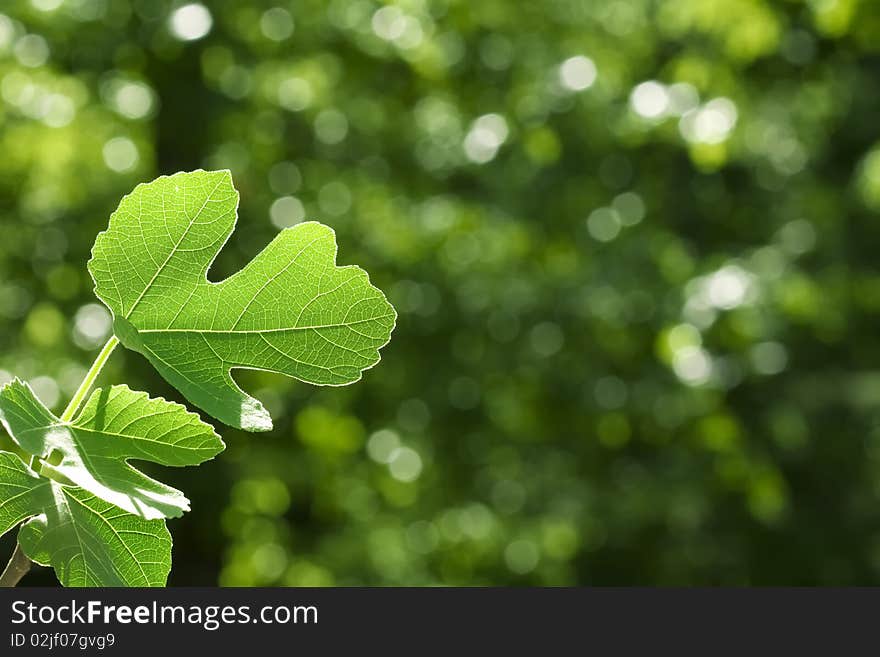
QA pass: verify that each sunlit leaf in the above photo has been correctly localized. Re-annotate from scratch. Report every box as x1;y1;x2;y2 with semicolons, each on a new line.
0;379;223;520
0;451;170;587
89;169;396;431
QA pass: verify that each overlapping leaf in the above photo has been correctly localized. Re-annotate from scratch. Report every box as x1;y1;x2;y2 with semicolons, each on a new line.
0;379;223;520
0;450;51;537
0;451;170;586
88;169;396;431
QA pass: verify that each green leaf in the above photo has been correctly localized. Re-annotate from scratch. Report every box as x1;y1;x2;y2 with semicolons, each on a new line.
0;450;51;536
88;169;396;431
0;379;224;520
0;451;170;586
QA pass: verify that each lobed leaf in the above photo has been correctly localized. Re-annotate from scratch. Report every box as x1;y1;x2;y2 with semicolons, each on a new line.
0;379;224;520
0;451;170;586
88;169;396;431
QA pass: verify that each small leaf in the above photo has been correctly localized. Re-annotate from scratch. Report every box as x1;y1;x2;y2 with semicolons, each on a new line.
0;379;224;520
88;169;396;431
0;451;170;587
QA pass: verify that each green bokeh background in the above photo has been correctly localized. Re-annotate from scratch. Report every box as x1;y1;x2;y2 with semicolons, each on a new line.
3;0;880;585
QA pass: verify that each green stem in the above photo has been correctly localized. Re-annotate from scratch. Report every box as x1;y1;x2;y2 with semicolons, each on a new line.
60;336;119;422
1;335;119;587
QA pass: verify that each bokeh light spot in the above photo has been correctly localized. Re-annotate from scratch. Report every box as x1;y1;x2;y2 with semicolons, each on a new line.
269;196;305;229
630;81;669;119
388;446;423;482
102;137;139;173
169;4;213;42
261;8;294;41
559;55;597;91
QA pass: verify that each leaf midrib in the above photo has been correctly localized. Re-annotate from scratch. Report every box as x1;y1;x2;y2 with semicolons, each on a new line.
15;422;214;453
63;489;151;585
136;313;396;335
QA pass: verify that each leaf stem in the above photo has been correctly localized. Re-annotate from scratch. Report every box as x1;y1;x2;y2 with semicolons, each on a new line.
1;334;120;586
60;335;119;422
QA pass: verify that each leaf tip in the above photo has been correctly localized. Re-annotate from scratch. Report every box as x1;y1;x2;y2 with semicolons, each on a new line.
239;397;273;432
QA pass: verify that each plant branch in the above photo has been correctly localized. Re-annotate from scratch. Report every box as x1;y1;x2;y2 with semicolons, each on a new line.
1;335;119;586
0;544;32;587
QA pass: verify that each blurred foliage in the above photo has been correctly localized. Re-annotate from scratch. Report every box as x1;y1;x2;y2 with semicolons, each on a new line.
3;0;880;585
